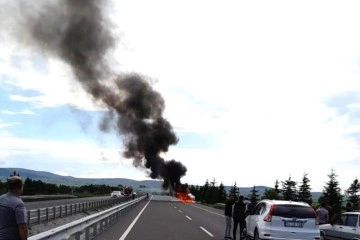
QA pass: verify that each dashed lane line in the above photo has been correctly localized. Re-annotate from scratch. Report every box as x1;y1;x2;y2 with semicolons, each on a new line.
189;204;224;217
178;210;182;213
119;196;152;240
186;216;192;220
200;226;214;237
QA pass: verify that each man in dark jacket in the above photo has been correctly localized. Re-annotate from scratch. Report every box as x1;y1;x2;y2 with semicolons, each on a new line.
233;195;246;240
0;175;28;240
224;196;234;239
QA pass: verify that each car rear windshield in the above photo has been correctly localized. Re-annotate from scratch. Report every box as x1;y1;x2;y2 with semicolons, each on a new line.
273;205;316;218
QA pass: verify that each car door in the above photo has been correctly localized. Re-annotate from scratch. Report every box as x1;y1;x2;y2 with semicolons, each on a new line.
324;215;346;240
340;214;359;240
246;203;262;237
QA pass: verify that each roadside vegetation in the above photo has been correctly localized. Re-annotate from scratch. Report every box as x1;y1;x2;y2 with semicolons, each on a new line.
189;169;360;224
0;177;122;198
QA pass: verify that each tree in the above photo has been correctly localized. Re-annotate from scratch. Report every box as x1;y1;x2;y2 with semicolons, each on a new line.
346;178;360;211
217;182;227;203
199;179;210;203
297;172;312;203
0;180;6;194
320;169;343;224
229;182;239;198
248;186;260;202
281;176;297;201
206;178;218;204
262;188;279;200
274;179;281;199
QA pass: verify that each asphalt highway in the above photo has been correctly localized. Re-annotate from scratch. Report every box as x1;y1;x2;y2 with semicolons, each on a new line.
94;195;239;240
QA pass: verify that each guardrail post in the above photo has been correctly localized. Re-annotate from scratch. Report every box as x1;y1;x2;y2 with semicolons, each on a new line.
46;208;49;222
27;210;31;225
53;206;56;220
70;204;73;215
74;231;82;240
37;209;41;224
92;222;98;237
65;205;68;217
99;220;103;233
85;226;90;240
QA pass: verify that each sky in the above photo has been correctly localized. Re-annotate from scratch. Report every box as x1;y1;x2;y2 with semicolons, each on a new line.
1;0;360;192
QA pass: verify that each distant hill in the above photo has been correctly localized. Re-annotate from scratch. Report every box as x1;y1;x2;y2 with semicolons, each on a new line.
224;186;322;201
0;168;163;189
0;168;322;199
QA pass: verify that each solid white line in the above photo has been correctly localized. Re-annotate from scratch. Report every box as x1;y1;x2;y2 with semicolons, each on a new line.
178;210;182;213
186;215;192;220
200;226;214;237
119;196;152;240
190;204;224;217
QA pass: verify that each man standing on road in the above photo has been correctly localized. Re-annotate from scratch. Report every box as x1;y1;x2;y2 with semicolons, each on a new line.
0;174;28;240
232;195;246;240
317;202;329;225
224;196;234;239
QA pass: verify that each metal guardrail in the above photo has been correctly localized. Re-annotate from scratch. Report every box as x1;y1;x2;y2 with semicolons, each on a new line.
29;195;146;240
27;197;131;226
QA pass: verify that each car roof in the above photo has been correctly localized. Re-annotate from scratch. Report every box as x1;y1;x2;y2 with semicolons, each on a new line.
343;211;360;215
261;199;310;207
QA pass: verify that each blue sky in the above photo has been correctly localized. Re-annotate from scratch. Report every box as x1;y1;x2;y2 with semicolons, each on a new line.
2;0;360;192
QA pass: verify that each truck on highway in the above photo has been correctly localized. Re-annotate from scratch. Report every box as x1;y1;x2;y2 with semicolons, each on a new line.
123;186;133;196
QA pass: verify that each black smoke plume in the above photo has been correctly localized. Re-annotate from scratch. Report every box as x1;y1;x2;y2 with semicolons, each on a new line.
8;0;187;190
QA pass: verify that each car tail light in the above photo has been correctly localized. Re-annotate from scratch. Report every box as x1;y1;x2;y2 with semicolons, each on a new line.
310;207;319;225
263;204;275;222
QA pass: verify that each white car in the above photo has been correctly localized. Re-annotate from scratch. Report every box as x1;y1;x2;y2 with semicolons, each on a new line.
319;212;360;240
245;199;320;240
110;191;123;198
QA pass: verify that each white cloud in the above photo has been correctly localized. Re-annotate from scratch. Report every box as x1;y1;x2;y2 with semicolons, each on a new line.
0;134;152;180
0;109;36;115
0;119;21;129
2;0;360;192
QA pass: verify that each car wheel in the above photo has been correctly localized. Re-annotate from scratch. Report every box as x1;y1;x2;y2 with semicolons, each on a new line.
254;230;260;240
320;232;326;240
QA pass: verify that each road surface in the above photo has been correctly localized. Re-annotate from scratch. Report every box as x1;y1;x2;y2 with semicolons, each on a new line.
94;195;241;240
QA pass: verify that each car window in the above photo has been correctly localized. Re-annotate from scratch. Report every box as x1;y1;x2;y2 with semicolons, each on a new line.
251;203;262;215
344;215;358;227
258;203;267;215
272;205;316;218
336;215;347;225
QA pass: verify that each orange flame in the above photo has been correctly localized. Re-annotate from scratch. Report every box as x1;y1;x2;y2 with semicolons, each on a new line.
176;192;194;203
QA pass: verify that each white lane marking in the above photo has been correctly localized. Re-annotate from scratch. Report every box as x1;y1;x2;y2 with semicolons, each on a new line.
178;210;182;213
186;215;192;220
119;196;152;240
200;226;214;237
174;206;177;209
190;204;224;217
